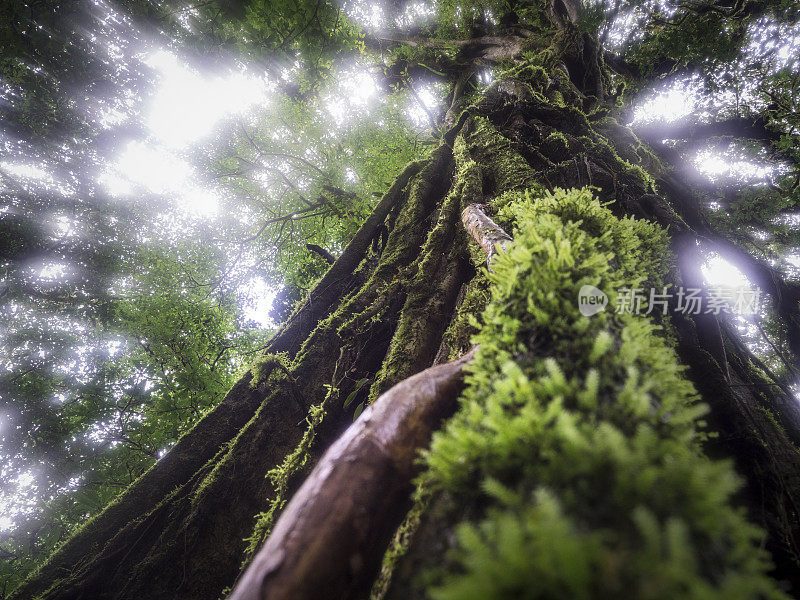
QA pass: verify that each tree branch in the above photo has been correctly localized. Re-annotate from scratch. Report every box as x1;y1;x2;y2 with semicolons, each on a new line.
636;116;780;145
462;204;513;268
305;243;335;264
228;349;476;600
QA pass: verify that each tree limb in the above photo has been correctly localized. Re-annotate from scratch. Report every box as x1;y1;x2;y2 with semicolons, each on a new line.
462;203;513;269
228;349;476;600
636;116;780;145
305;243;335;264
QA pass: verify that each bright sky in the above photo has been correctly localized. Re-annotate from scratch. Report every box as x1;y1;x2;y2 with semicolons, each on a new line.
406;83;441;129
143;50;272;147
631;82;698;124
629;79;776;291
343;0;435;31
702;254;750;290
98;49;275;217
240;276;277;328
323;66;380;126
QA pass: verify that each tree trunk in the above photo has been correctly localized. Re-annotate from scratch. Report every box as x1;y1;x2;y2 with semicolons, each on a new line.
12;3;800;599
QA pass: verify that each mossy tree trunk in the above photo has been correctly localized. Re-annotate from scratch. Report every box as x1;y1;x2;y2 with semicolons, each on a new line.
12;2;800;599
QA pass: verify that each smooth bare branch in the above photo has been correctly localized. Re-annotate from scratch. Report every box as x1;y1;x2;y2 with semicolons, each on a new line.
461;204;513;268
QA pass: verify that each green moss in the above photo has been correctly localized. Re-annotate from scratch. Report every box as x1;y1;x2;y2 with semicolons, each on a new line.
591;134;657;191
562;104;594;133
418;188;785;599
243;402;326;557
248;353;290;389
371;150;447;281
369;157;465;399
519;64;549;93
370;485;432;600
546;88;565;107
291;155;447;373
190;386;288;509
439;273;491;360
452;127;483;208
461;116;537;196
549;64;582;104
542;131;571;161
634;142;664;171
337;280;402;340
594;116;665;174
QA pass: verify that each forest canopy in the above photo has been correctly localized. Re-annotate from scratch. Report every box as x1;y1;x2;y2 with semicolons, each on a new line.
1;0;800;598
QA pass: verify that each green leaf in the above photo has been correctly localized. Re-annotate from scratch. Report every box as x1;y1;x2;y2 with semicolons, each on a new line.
353;402;365;421
343;378;370;408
